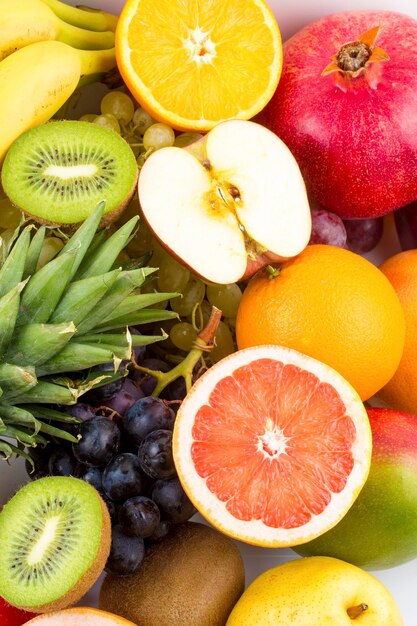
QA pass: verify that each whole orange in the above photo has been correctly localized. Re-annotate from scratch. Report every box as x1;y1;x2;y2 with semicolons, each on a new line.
378;249;417;412
235;244;405;400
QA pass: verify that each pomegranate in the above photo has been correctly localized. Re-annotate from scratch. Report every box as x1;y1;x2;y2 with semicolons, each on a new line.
261;11;417;219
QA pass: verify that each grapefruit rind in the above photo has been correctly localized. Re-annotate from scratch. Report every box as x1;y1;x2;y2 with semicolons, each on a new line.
24;607;137;625
173;345;372;548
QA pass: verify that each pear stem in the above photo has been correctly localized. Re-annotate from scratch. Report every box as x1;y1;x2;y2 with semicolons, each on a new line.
347;603;368;619
130;306;222;396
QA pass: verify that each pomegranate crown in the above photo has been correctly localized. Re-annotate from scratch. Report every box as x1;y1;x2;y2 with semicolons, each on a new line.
322;25;389;78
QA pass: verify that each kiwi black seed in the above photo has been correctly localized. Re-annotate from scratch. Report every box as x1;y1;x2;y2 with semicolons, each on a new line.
1;120;138;227
0;476;111;613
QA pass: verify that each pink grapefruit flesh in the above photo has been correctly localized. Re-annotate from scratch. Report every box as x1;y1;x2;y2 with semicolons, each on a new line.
173;345;371;547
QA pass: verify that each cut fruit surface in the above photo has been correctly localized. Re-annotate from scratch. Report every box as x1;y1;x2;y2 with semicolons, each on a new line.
24;607;137;625
1;121;138;226
0;477;111;612
138;120;311;284
115;0;282;131
173;345;371;547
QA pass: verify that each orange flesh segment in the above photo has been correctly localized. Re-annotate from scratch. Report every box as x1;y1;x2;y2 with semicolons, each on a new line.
123;0;280;124
191;359;356;529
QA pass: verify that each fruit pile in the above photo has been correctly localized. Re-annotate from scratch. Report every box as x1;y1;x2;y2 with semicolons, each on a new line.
0;0;417;624
27;393;197;576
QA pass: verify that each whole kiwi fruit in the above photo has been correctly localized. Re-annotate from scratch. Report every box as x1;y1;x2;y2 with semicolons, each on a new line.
99;521;245;626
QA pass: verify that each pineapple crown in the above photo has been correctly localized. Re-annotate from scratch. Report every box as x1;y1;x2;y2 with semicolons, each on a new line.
0;202;177;465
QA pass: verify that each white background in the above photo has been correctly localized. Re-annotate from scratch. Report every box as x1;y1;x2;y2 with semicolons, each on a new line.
2;0;417;623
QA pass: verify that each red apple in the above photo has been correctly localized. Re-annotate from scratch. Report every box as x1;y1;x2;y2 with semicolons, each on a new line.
0;596;36;626
138;120;311;284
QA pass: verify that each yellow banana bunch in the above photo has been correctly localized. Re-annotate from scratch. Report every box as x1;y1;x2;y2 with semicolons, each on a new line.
0;40;116;164
42;0;118;32
0;0;116;61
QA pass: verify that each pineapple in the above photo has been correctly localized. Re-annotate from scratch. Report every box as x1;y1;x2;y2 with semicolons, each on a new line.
0;203;177;463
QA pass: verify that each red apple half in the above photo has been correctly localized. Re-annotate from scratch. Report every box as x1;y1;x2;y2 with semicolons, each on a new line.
138;120;311;284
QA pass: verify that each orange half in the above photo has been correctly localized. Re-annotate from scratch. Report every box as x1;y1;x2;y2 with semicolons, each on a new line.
115;0;282;131
173;345;372;547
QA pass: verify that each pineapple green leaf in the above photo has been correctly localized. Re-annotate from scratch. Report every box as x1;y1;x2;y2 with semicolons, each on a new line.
6;322;76;367
57;200;105;279
49;268;122;325
0;404;40;435
101;292;180;322
0;440;23;463
17;247;77;326
75;267;157;335
0;225;32;298
36;342;131;376
95;309;178;333
0;280;27;358
1;424;46;447
25;405;80;424
37;421;79;443
75;215;139;279
23;225;46;279
10;380;78;405
0;363;37;395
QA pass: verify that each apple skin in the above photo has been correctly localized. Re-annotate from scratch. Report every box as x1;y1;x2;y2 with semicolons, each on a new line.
226;556;402;625
0;596;36;626
293;407;417;569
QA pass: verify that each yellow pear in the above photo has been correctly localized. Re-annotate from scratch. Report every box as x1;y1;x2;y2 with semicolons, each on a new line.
226;556;403;626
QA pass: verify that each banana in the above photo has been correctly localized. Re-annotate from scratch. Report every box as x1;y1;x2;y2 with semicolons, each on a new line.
0;40;116;164
41;0;118;32
0;0;115;61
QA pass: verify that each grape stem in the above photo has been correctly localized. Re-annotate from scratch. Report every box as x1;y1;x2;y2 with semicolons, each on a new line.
130;306;222;396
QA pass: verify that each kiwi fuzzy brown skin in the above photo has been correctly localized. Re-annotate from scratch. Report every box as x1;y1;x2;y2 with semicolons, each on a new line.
27;496;111;614
99;521;245;626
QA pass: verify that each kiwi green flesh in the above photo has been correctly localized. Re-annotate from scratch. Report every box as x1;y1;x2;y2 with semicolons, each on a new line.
0;476;110;611
1;121;138;225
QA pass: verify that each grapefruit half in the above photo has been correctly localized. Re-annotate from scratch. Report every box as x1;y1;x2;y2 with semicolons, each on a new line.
23;607;137;625
173;345;372;547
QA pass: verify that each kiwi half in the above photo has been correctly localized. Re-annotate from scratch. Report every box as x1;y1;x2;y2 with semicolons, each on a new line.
1;121;138;227
0;476;111;613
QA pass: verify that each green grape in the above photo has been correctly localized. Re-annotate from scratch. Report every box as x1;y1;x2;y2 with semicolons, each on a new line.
93;113;121;134
0;197;22;229
157;255;190;292
132;107;155;134
170;277;205;317
206;282;242;319
36;237;65;270
101;91;135;123
143;123;175;151
174;132;203;147
79;113;97;122
170;322;197;352
210;321;235;363
140;280;168;309
186;298;212;329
